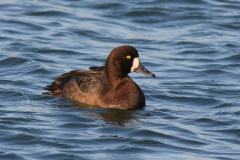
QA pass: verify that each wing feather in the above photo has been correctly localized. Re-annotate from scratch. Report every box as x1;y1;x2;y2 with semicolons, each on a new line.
45;66;108;96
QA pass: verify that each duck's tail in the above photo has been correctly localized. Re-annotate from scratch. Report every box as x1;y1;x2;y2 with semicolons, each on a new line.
44;78;64;96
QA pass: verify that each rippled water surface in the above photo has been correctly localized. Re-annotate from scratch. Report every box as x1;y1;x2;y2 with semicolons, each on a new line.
1;0;240;159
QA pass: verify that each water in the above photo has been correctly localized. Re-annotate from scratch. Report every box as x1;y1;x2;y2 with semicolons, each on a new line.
0;0;240;159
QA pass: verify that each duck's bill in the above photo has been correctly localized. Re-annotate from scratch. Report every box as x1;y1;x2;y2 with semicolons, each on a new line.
135;62;156;77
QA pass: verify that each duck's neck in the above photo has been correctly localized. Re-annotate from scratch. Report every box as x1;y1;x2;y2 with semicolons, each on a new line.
105;66;128;91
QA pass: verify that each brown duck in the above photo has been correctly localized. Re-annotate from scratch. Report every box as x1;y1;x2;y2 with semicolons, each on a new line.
45;46;155;109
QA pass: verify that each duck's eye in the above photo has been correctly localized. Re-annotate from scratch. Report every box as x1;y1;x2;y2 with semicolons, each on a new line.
126;55;131;59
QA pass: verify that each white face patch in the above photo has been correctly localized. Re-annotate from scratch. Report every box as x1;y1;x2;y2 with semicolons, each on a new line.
130;57;139;73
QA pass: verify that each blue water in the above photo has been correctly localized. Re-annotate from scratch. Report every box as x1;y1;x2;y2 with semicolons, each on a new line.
1;0;240;159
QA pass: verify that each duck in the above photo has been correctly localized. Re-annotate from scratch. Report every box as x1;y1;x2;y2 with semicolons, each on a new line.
44;46;155;109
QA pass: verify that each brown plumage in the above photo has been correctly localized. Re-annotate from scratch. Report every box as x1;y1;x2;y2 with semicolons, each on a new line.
44;46;155;109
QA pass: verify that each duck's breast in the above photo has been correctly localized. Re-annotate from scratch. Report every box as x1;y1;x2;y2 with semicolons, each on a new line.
102;80;145;109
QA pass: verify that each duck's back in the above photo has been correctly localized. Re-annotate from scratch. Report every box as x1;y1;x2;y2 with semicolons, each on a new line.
45;66;110;104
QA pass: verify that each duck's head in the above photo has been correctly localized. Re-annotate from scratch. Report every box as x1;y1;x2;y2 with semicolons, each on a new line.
105;46;155;78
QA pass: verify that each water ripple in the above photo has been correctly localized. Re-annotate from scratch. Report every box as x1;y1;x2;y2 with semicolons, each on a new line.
1;0;240;159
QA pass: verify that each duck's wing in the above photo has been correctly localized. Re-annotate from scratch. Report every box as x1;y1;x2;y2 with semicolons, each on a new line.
44;66;107;96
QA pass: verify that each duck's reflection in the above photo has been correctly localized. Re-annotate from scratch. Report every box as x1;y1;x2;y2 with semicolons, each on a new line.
93;109;137;127
62;101;139;126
